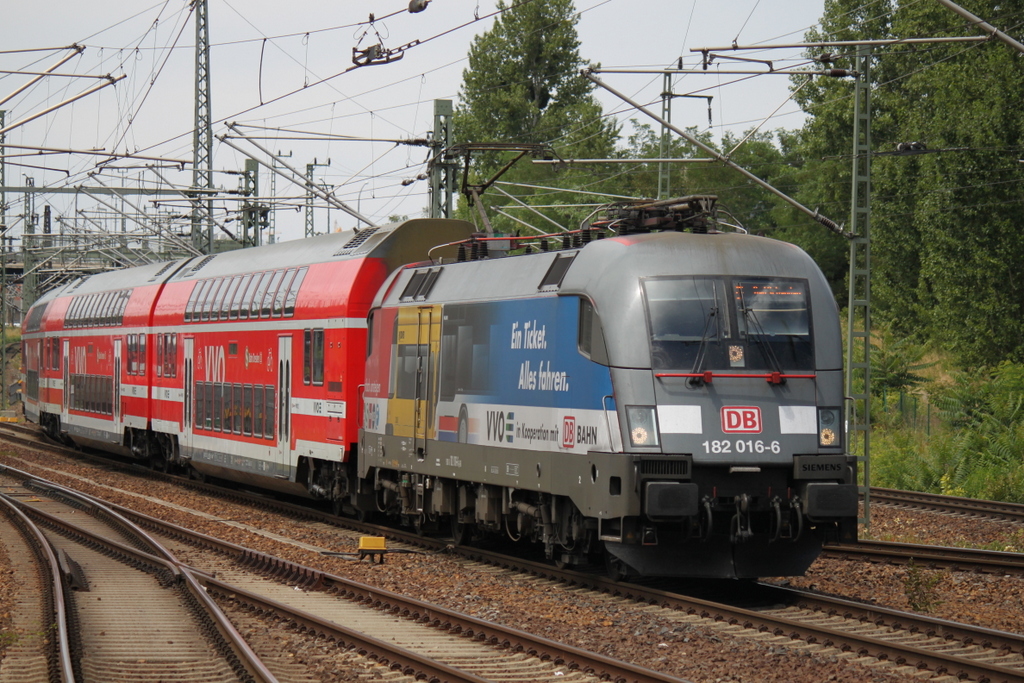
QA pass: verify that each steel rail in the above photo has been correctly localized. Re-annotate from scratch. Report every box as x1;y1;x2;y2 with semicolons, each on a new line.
871;487;1024;523
78;485;1024;683
825;538;1024;574
98;505;695;683
0;461;687;683
0;495;76;683
0;467;280;683
200;578;495;683
7;428;1024;681
760;581;1024;658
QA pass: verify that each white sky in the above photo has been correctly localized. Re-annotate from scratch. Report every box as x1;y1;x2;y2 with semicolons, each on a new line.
0;0;826;243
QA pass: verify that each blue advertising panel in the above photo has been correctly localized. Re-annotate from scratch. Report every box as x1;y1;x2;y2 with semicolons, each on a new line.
435;296;619;453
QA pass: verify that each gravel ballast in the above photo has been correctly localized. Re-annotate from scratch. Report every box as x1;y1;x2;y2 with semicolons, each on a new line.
3;447;1020;682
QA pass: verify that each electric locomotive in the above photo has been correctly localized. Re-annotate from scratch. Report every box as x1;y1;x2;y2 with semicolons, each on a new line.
360;197;857;579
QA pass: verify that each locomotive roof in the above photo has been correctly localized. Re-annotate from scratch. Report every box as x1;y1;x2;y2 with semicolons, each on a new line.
382;230;842;371
385;231;828;303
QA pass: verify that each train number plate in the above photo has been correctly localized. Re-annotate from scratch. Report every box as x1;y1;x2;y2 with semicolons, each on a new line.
702;439;780;455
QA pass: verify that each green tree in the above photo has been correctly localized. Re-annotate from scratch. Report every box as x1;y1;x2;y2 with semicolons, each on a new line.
872;0;1024;366
452;0;618;234
617;121;809;239
793;0;1024;366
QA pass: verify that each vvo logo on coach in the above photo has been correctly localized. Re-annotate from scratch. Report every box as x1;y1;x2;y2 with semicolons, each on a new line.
721;406;762;434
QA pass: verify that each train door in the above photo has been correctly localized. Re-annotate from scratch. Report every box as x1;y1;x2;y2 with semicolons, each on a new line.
276;335;292;478
413;306;439;460
61;339;69;424
183;338;194;452
113;339;122;430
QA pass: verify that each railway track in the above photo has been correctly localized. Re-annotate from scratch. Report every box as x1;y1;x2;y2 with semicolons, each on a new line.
0;469;275;683
0;493;75;683
5;425;1024;681
0;463;685;683
824;539;1024;575
870;487;1024;523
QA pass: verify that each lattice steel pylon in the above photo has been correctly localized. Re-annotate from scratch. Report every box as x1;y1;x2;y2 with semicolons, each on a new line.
305;159;330;237
845;46;872;527
428;99;456;219
190;0;214;254
0;110;4;230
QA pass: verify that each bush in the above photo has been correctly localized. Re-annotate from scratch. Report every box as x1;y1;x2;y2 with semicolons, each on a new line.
903;561;944;613
872;362;1024;502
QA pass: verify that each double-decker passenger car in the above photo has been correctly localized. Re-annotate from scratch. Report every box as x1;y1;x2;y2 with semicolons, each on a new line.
23;219;473;502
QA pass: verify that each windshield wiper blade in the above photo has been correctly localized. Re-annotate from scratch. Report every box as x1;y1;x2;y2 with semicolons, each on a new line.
688;306;718;386
741;304;786;383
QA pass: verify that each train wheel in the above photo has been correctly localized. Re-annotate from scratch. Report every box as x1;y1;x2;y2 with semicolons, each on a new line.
450;515;469;546
604;551;631;582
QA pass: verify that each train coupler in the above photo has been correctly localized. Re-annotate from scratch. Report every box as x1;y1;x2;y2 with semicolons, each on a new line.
768;496;803;543
730;493;753;543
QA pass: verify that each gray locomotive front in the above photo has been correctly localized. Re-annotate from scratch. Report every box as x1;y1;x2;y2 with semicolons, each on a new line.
562;231;857;577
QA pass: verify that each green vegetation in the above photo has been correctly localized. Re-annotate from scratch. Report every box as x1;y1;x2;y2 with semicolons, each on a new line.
903;561;944;613
793;0;1024;367
1;327;20;345
871;355;1024;503
452;0;617;233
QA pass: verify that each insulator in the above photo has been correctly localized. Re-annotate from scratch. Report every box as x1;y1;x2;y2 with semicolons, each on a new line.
581;229;592;244
524;245;533;254
480;241;489;258
562;235;571;249
470;241;480;260
457;243;466;262
540;238;549;252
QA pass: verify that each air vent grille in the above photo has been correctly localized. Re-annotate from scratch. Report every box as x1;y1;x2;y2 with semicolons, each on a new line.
638;459;690;477
333;227;380;256
189;254;217;274
149;261;177;281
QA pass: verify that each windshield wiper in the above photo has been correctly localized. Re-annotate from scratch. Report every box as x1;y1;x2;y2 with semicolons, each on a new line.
740;304;786;383
688;305;718;386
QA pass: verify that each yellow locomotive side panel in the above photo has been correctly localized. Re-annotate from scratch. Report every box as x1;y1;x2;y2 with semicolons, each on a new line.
385;304;442;443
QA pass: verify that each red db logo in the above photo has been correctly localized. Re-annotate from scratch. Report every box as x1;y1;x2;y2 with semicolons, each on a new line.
721;406;762;433
562;416;576;448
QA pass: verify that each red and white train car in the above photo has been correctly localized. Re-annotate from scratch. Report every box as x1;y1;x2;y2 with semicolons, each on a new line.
22;219;473;506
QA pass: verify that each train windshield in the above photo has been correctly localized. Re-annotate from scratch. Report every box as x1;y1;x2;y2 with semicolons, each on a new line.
643;276;813;371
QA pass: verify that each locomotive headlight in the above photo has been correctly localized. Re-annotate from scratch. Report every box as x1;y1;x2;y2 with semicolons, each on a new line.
818;407;841;447
626;406;660;448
